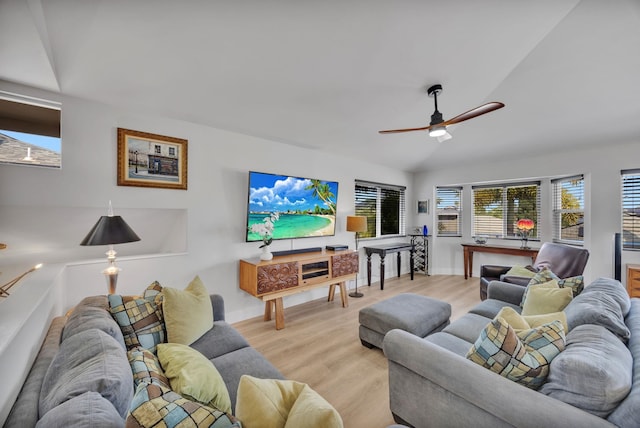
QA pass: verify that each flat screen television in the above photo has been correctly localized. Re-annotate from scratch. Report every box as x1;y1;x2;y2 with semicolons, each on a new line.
246;171;339;242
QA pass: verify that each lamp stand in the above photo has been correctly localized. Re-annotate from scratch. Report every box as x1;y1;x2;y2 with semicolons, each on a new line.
349;232;364;298
103;245;120;294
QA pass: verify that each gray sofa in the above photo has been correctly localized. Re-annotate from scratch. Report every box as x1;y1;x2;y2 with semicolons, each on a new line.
3;294;284;427
383;278;639;428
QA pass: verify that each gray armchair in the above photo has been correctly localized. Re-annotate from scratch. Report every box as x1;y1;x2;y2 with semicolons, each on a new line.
479;242;589;300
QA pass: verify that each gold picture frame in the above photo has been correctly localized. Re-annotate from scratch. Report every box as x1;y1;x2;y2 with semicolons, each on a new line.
117;128;188;190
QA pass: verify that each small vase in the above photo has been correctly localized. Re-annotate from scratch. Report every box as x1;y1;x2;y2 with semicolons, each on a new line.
260;245;273;261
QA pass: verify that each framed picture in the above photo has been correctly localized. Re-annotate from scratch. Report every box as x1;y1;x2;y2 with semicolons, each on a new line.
417;199;429;214
117;128;188;190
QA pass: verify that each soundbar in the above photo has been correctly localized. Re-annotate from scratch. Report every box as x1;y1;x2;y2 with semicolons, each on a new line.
271;247;323;257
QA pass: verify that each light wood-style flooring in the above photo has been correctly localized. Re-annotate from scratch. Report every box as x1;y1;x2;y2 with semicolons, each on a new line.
233;274;481;428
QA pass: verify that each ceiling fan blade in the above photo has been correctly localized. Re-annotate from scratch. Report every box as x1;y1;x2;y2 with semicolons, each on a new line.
442;102;505;126
379;125;432;134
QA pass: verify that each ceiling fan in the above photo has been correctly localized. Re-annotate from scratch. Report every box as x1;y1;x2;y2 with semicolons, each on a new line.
379;84;505;142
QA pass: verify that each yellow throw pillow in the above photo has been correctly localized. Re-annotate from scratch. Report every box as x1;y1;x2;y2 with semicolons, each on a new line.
162;276;213;345
156;342;232;414
521;283;573;316
504;265;537;278
235;375;343;428
495;306;569;333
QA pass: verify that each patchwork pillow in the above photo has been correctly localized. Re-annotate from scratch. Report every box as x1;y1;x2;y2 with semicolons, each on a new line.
128;346;170;389
564;290;630;343
235;375;344;428
495;306;568;334
162;276;213;345
466;317;565;390
39;329;133;418
156;342;232;414
540;324;633;418
521;283;573;316
108;282;165;353
126;382;240;428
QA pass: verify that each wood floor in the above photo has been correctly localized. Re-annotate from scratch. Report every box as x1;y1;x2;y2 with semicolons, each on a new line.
233;274;481;428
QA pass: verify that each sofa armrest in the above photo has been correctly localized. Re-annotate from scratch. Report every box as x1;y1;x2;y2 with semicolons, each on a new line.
209;294;225;321
480;264;511;278
382;329;614;428
501;275;531;286
486;280;526;305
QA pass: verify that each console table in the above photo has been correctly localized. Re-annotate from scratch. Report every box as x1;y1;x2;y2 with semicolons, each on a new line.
461;243;539;279
239;249;358;329
363;243;414;290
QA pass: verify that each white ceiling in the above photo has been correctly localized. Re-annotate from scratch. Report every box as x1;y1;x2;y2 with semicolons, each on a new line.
2;0;639;172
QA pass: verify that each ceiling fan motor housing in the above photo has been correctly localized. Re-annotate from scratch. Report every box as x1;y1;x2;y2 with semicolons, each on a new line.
428;84;444;125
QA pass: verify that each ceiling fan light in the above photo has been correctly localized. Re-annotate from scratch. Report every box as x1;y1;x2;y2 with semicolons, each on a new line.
429;126;447;137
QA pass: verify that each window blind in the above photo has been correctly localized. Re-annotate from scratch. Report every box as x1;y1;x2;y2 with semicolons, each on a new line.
355;180;406;238
472;181;540;239
552;175;584;244
622;169;640;250
436;187;462;237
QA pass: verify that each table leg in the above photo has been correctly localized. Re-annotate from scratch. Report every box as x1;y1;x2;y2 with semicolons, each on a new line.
380;255;386;290
463;247;469;279
409;248;415;280
367;253;372;286
328;283;336;302
396;252;401;278
339;282;348;307
264;300;273;321
274;297;284;330
468;249;474;278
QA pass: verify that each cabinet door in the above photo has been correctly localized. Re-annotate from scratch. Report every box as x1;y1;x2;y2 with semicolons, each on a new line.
257;262;299;295
332;252;359;277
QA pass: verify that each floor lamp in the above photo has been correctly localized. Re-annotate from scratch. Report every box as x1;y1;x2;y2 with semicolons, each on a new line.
346;215;367;298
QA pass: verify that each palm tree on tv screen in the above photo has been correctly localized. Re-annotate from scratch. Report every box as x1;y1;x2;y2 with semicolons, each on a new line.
305;180;336;215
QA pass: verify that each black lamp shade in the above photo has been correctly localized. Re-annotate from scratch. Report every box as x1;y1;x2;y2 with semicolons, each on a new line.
80;216;141;246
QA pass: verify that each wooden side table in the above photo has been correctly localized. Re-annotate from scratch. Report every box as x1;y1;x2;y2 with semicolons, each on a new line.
626;264;640;298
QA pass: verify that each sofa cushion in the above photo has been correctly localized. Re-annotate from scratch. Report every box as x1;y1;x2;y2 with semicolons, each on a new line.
161;276;214;345
190;321;250;359
108;282;166;353
564;290;630;343
35;391;123;428
235;375;343;428
425;332;473;357
582;277;631;317
126;383;240;428
521;283;573;316
540;324;633;418
468;298;522;320
442;313;492;344
39;328;133;418
127;346;170;389
157;342;232;414
466;317;565;389
62;305;126;350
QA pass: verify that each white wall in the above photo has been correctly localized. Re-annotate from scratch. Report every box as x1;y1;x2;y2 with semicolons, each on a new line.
0;79;413;321
413;141;640;283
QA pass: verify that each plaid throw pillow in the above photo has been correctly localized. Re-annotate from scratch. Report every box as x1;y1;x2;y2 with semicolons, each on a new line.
466;317;566;389
128;346;170;389
108;282;166;353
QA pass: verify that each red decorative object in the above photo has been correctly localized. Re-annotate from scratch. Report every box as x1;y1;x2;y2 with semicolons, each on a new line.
516;219;535;249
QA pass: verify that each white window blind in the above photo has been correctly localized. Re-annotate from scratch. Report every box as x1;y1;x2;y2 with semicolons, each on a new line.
552;175;584;245
355;180;406;238
622;169;640;250
436;187;462;237
472;181;540;239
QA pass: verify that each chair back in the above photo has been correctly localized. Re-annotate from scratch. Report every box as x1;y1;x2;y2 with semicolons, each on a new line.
533;242;589;278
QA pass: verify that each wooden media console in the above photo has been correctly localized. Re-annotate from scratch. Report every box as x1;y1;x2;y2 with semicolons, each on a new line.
239;249;359;329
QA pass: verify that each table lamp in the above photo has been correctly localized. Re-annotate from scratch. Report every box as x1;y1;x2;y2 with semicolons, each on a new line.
346;215;368;298
80;202;140;294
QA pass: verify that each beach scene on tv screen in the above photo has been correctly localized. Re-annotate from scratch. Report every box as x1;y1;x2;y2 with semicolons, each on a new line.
247;172;338;241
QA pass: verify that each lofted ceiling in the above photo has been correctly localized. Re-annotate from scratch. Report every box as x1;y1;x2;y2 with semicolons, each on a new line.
1;0;639;173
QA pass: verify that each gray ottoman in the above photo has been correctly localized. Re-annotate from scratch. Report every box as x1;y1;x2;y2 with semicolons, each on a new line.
359;293;451;349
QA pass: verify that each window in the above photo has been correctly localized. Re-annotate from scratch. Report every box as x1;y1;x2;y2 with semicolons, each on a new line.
155;145;161;154
622;169;640;250
0;91;61;168
436;187;462;237
169;147;175;156
473;181;540;239
355;180;406;238
552;175;584;244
